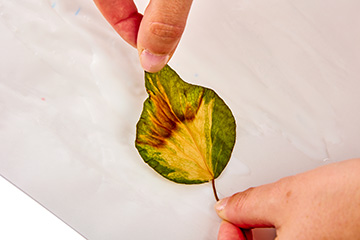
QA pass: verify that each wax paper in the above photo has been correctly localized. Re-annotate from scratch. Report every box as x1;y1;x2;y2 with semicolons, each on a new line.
1;0;359;239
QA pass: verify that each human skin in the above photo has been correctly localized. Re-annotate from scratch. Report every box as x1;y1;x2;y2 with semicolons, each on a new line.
93;0;193;73
215;159;360;240
93;3;360;239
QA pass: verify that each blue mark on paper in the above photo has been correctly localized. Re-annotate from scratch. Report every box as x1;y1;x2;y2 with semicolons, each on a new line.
75;7;81;16
51;2;56;8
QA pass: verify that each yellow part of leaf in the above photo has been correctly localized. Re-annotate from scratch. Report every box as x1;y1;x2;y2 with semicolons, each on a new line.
135;65;236;184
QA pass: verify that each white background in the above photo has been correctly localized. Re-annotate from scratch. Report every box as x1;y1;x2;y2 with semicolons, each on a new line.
0;176;84;240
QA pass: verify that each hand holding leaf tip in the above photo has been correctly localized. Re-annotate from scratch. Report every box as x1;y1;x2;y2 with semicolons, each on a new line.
135;65;236;186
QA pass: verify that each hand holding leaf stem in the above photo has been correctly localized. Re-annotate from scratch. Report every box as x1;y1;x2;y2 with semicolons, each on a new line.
94;0;193;72
215;159;360;240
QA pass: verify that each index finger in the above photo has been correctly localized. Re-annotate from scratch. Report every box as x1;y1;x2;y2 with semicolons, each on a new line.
94;0;143;47
218;221;248;240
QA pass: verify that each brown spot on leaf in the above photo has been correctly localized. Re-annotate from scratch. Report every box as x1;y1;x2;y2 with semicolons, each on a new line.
136;133;165;148
142;79;205;149
142;92;180;147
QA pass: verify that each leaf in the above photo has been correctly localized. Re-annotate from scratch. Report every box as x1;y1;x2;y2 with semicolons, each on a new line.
135;65;236;184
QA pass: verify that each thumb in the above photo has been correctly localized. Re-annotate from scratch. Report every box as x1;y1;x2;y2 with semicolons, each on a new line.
215;183;284;229
137;0;193;72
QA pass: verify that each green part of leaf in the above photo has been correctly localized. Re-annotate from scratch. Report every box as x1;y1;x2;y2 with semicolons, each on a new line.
135;65;236;184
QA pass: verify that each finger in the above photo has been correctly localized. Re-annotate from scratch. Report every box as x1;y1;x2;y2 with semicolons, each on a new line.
215;182;287;229
137;0;193;72
218;221;248;240
94;0;143;47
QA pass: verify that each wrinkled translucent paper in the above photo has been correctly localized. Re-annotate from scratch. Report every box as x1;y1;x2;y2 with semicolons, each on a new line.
1;0;360;239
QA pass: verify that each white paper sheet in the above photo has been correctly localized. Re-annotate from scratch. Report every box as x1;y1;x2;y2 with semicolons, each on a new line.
1;0;359;239
0;176;84;239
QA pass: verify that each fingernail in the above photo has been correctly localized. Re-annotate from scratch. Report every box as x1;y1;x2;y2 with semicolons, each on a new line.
215;197;229;212
140;49;169;73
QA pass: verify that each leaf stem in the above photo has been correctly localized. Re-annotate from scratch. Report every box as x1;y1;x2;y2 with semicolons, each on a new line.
212;179;249;239
212;179;219;201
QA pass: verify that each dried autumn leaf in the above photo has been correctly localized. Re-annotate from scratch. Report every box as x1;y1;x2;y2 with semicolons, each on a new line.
135;65;236;185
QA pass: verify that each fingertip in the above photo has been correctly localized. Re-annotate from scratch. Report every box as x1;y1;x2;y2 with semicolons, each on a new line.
215;187;276;229
112;12;142;48
136;0;192;71
94;0;142;48
215;197;230;218
139;49;169;72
